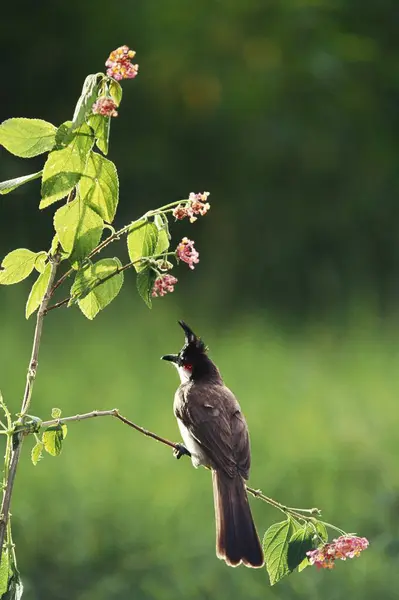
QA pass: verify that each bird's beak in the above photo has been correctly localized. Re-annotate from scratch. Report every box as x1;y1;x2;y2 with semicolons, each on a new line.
178;320;197;344
161;354;179;363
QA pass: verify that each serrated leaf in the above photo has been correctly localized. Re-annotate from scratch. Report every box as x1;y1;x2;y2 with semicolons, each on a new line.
79;151;118;221
40;123;94;208
72;74;102;130
55;121;76;148
127;220;158;272
298;557;310;572
87;114;111;155
0;549;10;596
42;426;64;456
0;118;56;158
0;249;37;285
287;523;315;571
53;195;103;265
34;252;47;273
71;258;124;319
154;215;170;254
31;441;44;466
51;407;62;419
0;170;42;195
25;262;52;319
136;268;156;308
2;568;23;600
263;519;296;586
314;520;328;543
108;79;123;106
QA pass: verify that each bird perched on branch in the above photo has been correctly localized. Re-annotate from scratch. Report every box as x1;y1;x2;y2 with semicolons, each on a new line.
162;321;264;568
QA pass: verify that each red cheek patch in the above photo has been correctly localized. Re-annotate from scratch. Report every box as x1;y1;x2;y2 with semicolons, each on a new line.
184;364;193;371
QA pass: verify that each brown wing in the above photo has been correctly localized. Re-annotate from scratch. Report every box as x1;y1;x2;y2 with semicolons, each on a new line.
178;382;251;479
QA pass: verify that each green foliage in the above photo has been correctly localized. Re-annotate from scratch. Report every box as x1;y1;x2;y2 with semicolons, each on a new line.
51;408;62;419
0;172;42;196
34;252;48;273
79;152;119;222
71;258;124;319
154;214;170;254
263;518;296;585
287;523;314;572
136;267;156;308
87;115;110;155
53;195;103;264
108;79;122;106
31;441;44;466
25;262;52;319
0;250;39;285
72;74;102;130
0;118;56;158
0;550;10;597
42;426;64;457
127;220;159;272
40;123;94;208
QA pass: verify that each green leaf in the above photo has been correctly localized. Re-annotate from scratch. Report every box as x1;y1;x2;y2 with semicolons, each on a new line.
0;249;37;285
51;407;62;418
109;79;123;106
154;214;170;254
0;549;10;596
263;519;296;586
87;114;111;155
314;520;328;543
127;220;159;272
136;268;156;309
2;568;23;600
53;195;103;265
72;73;102;129
31;440;44;466
0;118;56;158
0;171;42;195
79;152;118;222
42;426;64;456
71;258;124;319
55;121;76;148
287;523;315;572
298;557;310;572
40;123;94;208
34;252;48;273
25;262;52;319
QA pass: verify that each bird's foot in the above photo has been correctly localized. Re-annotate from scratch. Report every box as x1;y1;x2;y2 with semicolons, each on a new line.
173;443;191;459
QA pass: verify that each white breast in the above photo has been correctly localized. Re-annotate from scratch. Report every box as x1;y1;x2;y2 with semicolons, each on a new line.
177;418;209;468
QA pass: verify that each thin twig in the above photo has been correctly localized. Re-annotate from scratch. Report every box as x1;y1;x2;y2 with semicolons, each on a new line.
38;407;320;518
0;253;61;553
45;257;151;314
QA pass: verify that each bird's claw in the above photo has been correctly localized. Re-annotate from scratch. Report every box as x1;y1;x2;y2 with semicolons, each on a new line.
173;443;190;459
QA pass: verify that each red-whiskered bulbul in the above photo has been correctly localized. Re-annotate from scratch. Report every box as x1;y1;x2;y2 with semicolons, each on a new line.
162;321;264;568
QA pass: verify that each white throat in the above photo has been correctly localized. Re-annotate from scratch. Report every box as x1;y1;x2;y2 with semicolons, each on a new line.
173;363;192;383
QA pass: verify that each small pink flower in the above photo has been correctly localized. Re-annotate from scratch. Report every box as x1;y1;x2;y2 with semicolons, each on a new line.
106;45;139;81
307;535;369;570
172;205;188;220
152;274;178;297
176;237;199;270
92;97;118;117
172;192;210;222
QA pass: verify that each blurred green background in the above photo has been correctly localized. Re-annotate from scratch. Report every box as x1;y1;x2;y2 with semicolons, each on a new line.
1;0;399;598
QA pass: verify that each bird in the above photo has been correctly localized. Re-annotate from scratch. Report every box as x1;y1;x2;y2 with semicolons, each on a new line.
162;320;264;568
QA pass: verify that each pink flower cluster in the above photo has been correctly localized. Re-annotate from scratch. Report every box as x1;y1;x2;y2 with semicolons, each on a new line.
173;192;210;223
152;274;178;297
307;535;369;570
106;45;139;81
92;97;118;117
176;238;199;270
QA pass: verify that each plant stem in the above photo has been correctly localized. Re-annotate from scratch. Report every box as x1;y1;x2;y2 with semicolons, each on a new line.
50;199;184;294
0;253;60;555
38;407;320;518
